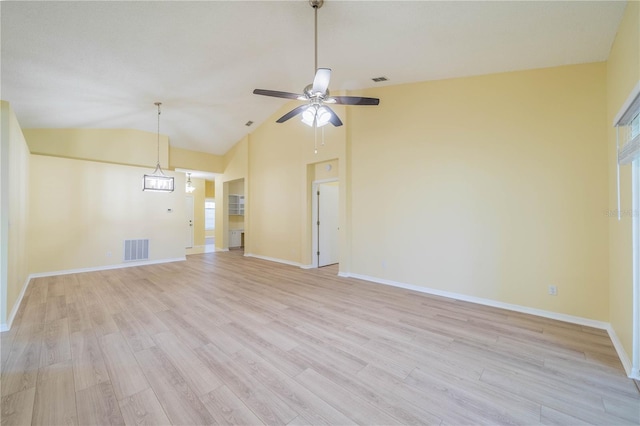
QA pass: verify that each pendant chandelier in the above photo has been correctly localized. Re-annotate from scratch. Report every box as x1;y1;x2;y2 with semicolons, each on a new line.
185;173;196;193
143;102;174;192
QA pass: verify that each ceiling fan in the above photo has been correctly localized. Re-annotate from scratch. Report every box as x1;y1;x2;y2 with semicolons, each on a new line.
252;0;380;128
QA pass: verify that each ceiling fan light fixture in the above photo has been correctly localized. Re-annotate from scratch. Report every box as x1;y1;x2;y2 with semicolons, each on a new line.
251;0;379;138
316;106;331;127
301;105;317;126
301;105;331;128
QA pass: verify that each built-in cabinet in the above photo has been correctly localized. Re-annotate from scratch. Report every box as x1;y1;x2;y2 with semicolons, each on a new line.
229;194;244;215
227;184;244;248
229;229;244;248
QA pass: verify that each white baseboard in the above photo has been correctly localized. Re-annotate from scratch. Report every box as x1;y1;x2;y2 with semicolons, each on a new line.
300;264;314;269
344;272;609;329
341;271;640;377
186;246;219;255
1;257;186;331
28;257;186;279
606;324;634;378
243;253;303;268
0;275;31;332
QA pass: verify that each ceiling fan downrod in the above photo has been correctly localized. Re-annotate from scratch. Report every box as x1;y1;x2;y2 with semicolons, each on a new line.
251;0;379;131
310;0;323;73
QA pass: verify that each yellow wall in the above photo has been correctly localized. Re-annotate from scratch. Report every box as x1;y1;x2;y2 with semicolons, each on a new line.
236;62;610;321
29;155;185;273
215;136;249;249
222;135;249;180
205;180;215;198
0;101;30;329
606;1;640;363
314;159;339;181
190;177;206;247
24;128;169;169
204;181;215;238
349;63;609;320
169;146;224;173
244;100;347;264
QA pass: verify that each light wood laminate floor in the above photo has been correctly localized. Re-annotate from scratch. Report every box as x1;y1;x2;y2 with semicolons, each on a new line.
2;251;638;425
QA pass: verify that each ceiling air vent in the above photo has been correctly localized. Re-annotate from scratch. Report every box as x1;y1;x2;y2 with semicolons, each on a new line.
372;76;388;83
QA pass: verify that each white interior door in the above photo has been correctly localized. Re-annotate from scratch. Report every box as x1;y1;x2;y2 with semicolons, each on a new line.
317;182;339;267
185;195;194;248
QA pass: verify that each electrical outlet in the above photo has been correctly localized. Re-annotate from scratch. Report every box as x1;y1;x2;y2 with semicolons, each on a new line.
548;285;557;296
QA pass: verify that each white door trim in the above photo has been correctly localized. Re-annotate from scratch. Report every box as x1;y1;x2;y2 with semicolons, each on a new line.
311;178;338;268
632;158;640;379
185;195;194;249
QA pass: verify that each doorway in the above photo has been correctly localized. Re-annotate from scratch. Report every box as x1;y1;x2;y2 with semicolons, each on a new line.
185;195;194;249
226;178;245;251
312;180;339;267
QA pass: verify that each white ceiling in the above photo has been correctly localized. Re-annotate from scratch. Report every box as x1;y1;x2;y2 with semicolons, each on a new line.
1;1;627;155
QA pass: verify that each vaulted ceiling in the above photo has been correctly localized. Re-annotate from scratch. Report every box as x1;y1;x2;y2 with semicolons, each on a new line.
1;1;627;155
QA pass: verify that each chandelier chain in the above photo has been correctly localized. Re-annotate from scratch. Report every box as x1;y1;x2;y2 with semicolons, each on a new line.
155;102;162;167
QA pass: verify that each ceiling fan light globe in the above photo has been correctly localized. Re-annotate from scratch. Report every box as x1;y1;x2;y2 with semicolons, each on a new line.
301;116;316;127
316;106;331;127
301;106;317;126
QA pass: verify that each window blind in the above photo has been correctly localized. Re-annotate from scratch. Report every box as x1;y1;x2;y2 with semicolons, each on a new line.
615;82;640;164
613;81;640;220
618;112;639;165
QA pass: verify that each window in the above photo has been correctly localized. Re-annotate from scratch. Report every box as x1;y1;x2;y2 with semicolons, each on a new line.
613;81;640;379
615;84;640;166
205;199;215;230
631;112;639;139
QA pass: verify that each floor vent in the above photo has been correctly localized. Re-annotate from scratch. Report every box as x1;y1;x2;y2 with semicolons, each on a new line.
124;239;149;262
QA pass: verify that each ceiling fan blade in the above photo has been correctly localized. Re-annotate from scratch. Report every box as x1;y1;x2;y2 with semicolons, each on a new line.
330;96;380;106
253;89;305;100
312;68;331;94
276;104;309;123
323;105;343;127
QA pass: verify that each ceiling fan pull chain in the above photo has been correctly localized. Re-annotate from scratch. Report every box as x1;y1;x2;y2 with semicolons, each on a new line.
314;125;318;154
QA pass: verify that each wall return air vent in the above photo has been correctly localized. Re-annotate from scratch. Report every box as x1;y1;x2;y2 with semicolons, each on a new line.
124;239;149;262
